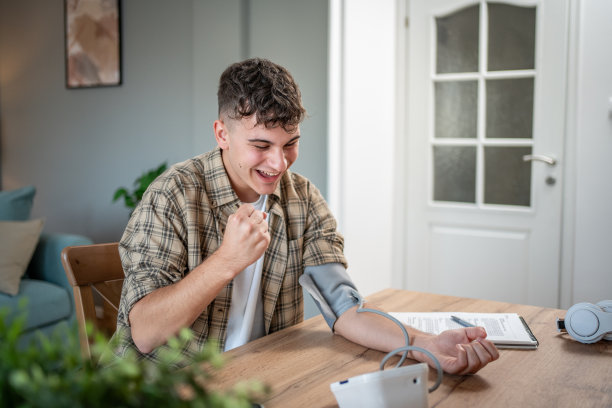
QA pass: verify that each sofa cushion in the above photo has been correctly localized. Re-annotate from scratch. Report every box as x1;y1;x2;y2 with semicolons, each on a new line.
0;279;72;332
0;186;35;221
0;219;45;295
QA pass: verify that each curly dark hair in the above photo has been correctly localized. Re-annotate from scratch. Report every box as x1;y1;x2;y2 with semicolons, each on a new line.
217;58;306;133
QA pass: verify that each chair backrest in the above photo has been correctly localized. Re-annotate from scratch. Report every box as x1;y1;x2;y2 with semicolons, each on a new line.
61;242;124;358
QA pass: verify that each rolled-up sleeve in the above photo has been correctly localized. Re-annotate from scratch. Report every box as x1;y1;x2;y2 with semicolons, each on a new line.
118;182;188;323
301;183;347;269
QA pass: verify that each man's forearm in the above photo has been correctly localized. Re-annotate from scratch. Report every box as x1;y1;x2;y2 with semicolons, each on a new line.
333;304;433;356
128;251;240;354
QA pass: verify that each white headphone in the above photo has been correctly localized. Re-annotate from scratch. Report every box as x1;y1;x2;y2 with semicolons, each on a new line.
560;300;612;344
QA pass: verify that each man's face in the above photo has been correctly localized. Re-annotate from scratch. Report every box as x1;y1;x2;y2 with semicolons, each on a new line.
214;115;300;203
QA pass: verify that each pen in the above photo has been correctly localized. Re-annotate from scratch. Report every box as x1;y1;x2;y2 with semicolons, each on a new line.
451;315;475;328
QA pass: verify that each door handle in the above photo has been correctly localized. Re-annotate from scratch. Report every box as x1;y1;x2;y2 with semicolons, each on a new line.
523;154;557;166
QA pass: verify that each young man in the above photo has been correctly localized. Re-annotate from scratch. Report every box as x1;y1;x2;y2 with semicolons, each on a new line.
112;58;499;374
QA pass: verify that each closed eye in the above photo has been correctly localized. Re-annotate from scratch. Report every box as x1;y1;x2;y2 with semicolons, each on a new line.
285;136;300;147
248;135;300;150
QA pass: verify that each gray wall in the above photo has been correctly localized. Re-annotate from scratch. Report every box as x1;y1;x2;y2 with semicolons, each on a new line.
0;0;329;244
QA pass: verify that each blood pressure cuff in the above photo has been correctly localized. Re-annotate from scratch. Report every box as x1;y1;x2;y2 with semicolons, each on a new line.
299;263;362;330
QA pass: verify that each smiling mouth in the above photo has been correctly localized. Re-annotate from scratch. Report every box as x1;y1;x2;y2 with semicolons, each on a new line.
256;169;281;179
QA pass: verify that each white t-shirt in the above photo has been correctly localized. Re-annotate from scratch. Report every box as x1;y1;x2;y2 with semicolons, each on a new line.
224;194;267;351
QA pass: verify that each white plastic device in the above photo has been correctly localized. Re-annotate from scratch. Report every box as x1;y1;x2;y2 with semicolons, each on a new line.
330;363;429;408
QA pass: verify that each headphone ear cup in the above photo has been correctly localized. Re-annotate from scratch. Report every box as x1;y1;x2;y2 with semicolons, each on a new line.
565;302;605;344
596;300;612;341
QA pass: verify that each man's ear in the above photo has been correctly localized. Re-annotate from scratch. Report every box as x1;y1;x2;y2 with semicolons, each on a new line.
214;120;229;149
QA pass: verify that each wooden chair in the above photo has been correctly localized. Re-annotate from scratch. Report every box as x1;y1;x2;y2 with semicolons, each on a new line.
61;242;124;358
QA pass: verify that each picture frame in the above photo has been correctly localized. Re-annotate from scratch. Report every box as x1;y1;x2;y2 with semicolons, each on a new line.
65;0;122;89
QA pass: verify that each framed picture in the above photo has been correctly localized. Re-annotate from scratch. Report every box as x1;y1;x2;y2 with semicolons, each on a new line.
65;0;122;89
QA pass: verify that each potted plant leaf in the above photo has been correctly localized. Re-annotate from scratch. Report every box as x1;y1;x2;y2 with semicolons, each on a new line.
113;162;168;213
0;307;268;407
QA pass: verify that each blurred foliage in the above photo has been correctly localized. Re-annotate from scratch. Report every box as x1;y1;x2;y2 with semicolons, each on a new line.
0;305;268;408
113;162;168;212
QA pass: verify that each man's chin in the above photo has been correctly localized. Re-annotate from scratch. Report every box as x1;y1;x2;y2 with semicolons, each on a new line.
253;182;278;196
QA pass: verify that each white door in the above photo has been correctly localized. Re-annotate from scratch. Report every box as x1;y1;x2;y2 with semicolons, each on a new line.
404;0;568;307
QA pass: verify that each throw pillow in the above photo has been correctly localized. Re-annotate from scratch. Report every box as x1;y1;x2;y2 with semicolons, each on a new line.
0;186;36;221
0;219;44;296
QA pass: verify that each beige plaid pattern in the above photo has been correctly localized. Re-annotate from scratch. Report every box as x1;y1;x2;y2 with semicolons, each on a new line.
111;148;347;364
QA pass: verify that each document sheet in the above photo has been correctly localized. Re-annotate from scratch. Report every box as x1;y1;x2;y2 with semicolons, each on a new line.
390;312;538;349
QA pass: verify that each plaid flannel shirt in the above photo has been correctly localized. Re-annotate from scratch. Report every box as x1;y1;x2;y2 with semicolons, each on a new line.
111;148;347;364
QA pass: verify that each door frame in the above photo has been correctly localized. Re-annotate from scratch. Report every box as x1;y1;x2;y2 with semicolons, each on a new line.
558;0;580;309
327;0;406;295
327;0;577;307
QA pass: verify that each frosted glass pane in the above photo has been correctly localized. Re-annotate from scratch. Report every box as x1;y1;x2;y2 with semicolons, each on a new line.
486;78;533;139
433;146;476;203
484;146;532;206
488;4;536;71
435;81;478;139
436;5;479;74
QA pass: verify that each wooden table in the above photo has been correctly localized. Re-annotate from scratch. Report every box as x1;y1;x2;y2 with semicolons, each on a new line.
210;289;612;407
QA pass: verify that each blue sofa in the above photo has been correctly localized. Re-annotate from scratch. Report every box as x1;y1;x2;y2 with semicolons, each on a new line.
0;186;93;345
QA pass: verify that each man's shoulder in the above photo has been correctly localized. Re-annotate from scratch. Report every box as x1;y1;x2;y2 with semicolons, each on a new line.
152;149;221;190
284;169;309;186
171;149;220;177
278;170;325;203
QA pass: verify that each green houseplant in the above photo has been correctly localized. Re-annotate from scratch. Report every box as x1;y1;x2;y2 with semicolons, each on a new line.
0;306;268;407
113;162;168;212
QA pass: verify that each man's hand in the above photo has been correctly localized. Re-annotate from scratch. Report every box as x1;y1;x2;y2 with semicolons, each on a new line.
216;203;270;275
412;327;500;375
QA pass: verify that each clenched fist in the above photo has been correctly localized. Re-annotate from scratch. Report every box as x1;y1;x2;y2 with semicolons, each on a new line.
216;203;271;276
